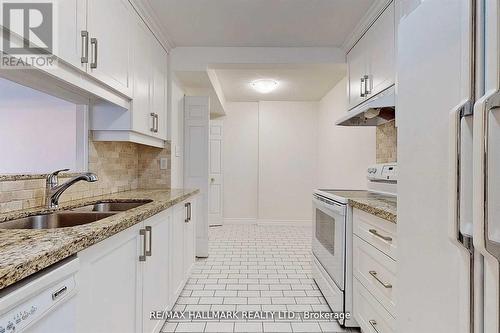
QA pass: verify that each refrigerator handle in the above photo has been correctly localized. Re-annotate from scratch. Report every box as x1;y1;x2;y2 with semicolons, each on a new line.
475;91;500;261
449;100;474;251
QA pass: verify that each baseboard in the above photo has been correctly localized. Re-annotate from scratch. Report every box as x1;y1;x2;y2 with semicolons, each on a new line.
223;218;311;227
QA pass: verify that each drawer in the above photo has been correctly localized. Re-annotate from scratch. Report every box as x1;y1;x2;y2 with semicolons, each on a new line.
353;208;397;260
353;235;396;316
353;279;395;333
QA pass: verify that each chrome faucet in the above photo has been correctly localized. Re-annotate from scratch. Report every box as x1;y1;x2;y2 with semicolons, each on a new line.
46;169;98;209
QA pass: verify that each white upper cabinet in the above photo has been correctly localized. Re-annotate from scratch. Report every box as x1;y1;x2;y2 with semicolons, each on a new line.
90;0;169;148
87;0;133;97
364;3;395;98
54;0;87;71
131;16;153;136
347;35;369;108
151;39;168;139
347;1;395;110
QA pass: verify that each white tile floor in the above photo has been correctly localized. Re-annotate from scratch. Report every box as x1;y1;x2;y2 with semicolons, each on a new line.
161;225;358;333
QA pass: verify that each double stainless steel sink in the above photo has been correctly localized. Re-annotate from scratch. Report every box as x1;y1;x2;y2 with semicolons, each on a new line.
0;200;153;230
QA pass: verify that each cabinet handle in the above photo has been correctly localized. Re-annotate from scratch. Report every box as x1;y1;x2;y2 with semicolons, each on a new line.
52;285;68;301
369;270;392;289
139;228;147;262
360;77;366;97
364;75;371;95
80;31;88;63
155;113;159;133
145;226;152;257
150;113;156;132
90;38;98;69
369;320;381;333
188;202;192;222
368;229;392;242
185;202;190;223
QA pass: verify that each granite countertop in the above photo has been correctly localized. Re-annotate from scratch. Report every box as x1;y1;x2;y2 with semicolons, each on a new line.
0;188;199;290
325;190;397;223
0;172;81;181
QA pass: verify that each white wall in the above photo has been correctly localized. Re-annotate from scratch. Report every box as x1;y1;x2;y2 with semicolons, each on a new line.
258;101;318;222
222;101;318;223
223;102;259;220
316;77;375;189
0;78;81;174
169;77;185;188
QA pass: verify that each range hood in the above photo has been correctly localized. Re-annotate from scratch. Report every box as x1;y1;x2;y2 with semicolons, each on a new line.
336;86;395;126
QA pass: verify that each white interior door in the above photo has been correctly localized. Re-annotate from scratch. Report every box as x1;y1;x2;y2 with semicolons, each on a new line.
184;96;209;257
209;119;224;226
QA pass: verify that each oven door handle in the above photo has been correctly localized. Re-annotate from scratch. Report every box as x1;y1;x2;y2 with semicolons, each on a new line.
313;196;346;216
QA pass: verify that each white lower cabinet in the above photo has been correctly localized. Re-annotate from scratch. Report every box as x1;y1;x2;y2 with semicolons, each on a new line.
171;197;197;301
183;199;196;278
77;197;197;333
171;201;186;298
142;212;171;333
77;221;143;333
352;208;397;333
354;279;395;333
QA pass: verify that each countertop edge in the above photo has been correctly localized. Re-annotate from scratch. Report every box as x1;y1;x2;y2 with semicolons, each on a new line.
348;199;397;224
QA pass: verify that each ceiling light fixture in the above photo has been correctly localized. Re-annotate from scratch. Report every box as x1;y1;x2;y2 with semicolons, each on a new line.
251;79;279;94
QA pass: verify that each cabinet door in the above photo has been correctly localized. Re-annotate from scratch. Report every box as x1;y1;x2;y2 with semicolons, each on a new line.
143;210;171;333
77;222;143;333
184;199;196;277
347;37;368;109
131;14;152;135
87;0;133;97
365;2;395;97
171;201;187;298
55;0;87;70
151;39;168;140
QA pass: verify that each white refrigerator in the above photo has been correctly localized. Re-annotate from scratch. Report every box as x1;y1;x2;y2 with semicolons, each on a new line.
397;0;499;332
473;0;500;332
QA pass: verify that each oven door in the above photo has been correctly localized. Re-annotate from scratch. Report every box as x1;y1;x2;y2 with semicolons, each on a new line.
312;194;346;290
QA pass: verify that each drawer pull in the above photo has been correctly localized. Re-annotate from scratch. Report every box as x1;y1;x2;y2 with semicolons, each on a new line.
369;229;393;242
369;270;392;289
369;320;381;333
52;285;67;300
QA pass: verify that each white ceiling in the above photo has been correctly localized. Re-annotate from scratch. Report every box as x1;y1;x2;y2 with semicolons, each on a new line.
148;0;375;47
211;64;346;102
175;71;225;115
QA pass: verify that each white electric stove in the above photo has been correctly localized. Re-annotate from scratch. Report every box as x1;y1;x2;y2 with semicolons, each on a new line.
312;163;397;328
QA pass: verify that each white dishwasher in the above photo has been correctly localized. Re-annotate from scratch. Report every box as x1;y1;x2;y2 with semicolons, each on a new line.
0;257;79;333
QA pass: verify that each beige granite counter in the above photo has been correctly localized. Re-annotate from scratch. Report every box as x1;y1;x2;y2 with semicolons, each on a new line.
0;188;199;290
324;190;397;223
0;173;80;182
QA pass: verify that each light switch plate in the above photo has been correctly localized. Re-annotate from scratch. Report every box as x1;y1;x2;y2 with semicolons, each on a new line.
160;158;168;170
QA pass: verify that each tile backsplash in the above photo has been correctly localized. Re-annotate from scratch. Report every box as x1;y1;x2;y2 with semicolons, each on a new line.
0;140;171;213
376;120;397;163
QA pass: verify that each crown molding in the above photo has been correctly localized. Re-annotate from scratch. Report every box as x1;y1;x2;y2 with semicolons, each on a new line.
129;0;176;52
341;0;393;54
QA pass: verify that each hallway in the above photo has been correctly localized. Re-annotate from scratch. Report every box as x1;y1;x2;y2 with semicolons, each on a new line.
161;225;354;333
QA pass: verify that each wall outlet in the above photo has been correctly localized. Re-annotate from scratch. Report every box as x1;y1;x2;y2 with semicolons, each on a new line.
160;158;168;170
